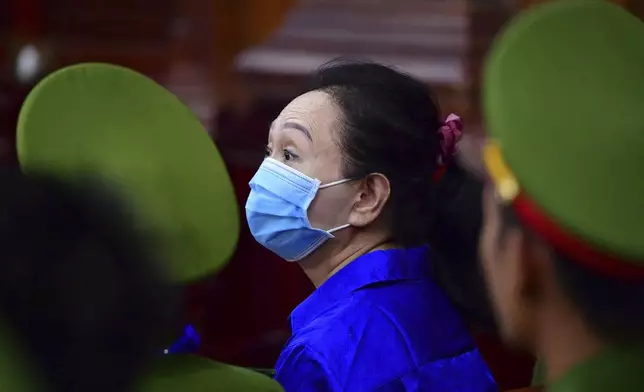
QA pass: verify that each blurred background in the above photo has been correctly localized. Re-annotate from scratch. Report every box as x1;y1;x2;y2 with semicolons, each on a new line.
0;0;641;390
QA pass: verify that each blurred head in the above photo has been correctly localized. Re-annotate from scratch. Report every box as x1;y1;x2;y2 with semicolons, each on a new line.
476;0;644;352
479;184;644;350
0;168;176;392
246;60;494;327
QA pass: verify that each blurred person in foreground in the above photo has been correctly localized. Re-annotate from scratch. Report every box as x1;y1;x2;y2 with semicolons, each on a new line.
478;1;644;391
0;168;174;392
16;63;283;391
245;60;497;391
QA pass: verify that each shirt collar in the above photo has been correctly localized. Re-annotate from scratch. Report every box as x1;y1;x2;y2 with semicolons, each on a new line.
549;345;644;392
289;246;432;333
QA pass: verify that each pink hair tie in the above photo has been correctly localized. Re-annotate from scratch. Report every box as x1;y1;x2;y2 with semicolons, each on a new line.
437;113;463;166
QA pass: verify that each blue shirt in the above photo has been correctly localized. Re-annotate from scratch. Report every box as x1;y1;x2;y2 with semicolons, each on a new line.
275;247;497;391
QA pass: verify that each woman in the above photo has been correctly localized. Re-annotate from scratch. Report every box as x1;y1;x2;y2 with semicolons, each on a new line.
245;61;496;391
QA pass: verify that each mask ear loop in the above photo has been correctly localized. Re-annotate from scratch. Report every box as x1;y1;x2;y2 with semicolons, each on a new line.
328;223;351;234
319;177;355;189
318;178;356;234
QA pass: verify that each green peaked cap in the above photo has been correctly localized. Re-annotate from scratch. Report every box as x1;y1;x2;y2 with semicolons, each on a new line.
17;63;239;282
483;0;644;261
138;355;283;392
0;321;41;392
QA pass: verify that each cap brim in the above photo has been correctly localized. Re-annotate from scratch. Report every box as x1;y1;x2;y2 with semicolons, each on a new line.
139;356;282;391
0;322;40;392
17;63;239;282
482;0;644;260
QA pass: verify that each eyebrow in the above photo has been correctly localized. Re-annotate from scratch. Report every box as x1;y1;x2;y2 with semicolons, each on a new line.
283;121;312;141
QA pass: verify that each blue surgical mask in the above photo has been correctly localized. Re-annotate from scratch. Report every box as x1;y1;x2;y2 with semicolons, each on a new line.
245;158;352;262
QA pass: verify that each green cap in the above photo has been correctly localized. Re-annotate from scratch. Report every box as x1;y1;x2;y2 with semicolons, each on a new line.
138;355;283;392
483;0;644;261
17;63;239;282
0;321;41;392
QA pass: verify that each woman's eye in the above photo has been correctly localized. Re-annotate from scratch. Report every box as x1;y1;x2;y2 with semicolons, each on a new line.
264;146;272;157
283;149;297;161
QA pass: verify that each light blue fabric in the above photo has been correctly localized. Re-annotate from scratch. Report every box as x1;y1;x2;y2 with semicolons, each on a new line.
275;247;498;391
245;158;348;261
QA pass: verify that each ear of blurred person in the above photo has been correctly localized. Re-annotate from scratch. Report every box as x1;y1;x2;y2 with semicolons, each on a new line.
0;167;178;392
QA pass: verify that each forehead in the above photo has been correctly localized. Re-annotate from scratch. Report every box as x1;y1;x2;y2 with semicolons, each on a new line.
276;90;340;133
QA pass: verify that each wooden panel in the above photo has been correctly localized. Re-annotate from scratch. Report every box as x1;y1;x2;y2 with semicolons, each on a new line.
41;0;176;76
0;0;9;31
43;0;175;40
234;0;472;138
237;0;468;86
0;0;221;161
233;0;514;136
467;0;512;126
42;0;218;130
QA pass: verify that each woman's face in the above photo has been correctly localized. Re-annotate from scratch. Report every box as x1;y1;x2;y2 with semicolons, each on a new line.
266;90;357;231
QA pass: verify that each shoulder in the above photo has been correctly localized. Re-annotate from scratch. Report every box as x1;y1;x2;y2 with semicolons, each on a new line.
280;298;411;387
279;292;492;390
275;344;340;391
291;295;399;349
294;285;468;357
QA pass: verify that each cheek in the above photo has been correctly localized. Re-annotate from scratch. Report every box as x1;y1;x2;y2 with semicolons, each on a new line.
308;187;354;229
305;149;349;229
480;220;505;309
481;229;526;342
479;190;513;331
480;232;517;339
479;188;501;290
308;194;333;224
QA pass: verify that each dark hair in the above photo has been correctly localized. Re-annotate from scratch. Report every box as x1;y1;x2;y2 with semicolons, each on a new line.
0;168;177;392
307;60;495;329
309;61;443;246
501;206;644;342
432;163;496;331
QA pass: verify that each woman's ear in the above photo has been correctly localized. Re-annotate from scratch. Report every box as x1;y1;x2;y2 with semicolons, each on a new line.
348;173;390;227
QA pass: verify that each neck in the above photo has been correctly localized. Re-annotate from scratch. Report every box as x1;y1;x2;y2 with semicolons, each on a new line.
537;306;605;382
300;231;393;288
